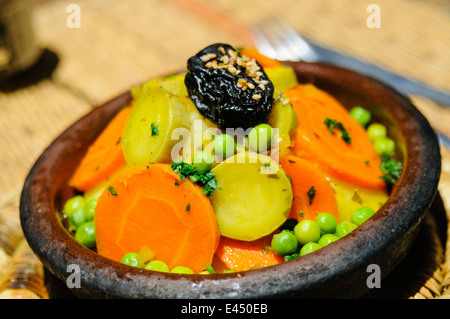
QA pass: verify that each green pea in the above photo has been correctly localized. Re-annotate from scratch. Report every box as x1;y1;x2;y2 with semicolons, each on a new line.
315;213;337;234
69;208;86;230
294;220;321;246
213;134;236;159
271;230;299;256
170;266;194;274
350;106;371;127
248;123;273;153
120;252;143;268
373;137;395;156
299;242;322;256
351;207;376;226
192;151;215;172
335;221;358;238
318;234;339;247
84;199;97;221
75;221;96;249
367;123;387;142
63;195;85;217
145;260;170;272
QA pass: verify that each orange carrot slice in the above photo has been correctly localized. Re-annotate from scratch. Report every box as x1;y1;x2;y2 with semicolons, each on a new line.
284;84;385;190
215;235;283;272
210;254;232;273
279;155;339;222
69;104;133;191
95;164;220;273
240;48;283;68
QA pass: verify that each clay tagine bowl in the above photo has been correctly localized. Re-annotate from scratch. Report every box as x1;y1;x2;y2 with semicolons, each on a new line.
20;61;441;298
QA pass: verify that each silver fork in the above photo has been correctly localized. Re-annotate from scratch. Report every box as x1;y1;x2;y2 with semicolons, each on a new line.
252;20;319;62
251;19;450;107
252;19;450;147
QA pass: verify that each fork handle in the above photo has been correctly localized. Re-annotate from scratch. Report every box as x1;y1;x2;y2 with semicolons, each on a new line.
308;43;450;107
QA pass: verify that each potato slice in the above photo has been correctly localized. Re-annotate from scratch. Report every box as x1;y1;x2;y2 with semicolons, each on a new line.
328;177;389;222
210;152;293;241
267;91;298;152
122;85;190;166
265;66;299;153
265;66;299;93
131;73;188;99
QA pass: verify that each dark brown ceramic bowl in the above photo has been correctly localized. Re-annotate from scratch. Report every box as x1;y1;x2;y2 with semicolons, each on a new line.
20;61;441;299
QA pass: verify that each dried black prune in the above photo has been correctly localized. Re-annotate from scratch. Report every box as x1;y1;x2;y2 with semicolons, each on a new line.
185;43;275;130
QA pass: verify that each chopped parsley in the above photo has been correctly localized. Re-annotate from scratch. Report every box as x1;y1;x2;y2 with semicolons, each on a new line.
324;118;351;144
174;180;180;186
379;154;402;185
352;190;363;204
284;253;300;262
107;186;118;196
261;245;271;254
185;203;191;212
306;185;316;205
206;264;215;274
151;122;159;137
170;161;221;197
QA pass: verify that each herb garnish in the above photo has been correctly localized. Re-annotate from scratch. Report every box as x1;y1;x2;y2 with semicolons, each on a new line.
170;161;221;197
186;203;191;212
306;186;316;205
206;264;215;274
151;122;159;137
352;190;363;204
284;253;300;262
107;186;118;196
324;118;351;144
379;154;402;185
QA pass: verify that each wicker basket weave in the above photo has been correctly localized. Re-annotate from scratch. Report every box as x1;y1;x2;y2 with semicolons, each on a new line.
0;0;449;299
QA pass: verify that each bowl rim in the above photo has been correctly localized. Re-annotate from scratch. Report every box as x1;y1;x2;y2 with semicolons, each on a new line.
19;61;441;298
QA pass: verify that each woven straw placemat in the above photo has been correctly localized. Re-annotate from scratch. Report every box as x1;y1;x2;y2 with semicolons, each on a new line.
0;0;449;298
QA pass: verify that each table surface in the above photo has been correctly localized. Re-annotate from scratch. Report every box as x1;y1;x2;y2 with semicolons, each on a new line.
0;0;449;299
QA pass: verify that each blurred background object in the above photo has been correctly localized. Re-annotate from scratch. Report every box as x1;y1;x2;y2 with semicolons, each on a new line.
0;0;42;82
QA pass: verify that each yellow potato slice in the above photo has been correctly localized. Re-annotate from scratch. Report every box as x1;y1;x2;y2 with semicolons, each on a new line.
210;152;293;241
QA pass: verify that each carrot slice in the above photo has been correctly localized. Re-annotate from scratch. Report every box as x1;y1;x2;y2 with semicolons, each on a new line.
284;84;385;190
210;254;231;273
95;164;220;273
69;104;133;191
215;235;283;272
279;155;339;222
240;48;283;68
